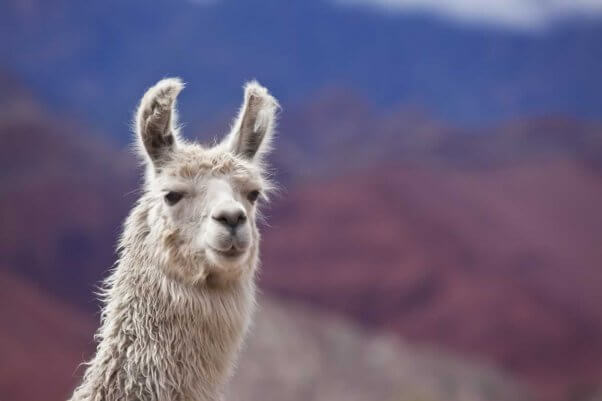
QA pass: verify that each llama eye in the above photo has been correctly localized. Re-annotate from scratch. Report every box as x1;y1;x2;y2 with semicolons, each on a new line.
247;190;260;203
164;191;184;205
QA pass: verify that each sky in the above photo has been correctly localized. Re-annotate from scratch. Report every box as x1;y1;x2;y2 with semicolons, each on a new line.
335;0;602;29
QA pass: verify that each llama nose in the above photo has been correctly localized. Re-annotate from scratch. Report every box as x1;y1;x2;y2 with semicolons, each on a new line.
212;208;247;232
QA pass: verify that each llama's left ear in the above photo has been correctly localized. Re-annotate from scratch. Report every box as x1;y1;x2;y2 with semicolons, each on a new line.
226;81;279;163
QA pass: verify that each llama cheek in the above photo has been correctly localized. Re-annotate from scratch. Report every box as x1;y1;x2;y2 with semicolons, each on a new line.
195;221;215;248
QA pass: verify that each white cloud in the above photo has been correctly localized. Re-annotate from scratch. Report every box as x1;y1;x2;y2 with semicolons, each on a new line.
335;0;602;30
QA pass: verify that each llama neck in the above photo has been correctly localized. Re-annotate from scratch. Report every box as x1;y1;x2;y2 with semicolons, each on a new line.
70;205;257;401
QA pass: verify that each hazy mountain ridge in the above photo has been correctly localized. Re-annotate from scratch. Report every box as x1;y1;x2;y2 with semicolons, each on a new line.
271;88;602;178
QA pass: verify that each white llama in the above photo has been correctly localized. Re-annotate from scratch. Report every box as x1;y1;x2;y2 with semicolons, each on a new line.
69;77;279;401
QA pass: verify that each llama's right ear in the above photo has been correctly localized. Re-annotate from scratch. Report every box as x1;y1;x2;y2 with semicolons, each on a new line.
135;78;184;167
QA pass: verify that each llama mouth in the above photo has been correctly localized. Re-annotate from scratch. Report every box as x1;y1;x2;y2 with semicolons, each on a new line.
210;246;245;259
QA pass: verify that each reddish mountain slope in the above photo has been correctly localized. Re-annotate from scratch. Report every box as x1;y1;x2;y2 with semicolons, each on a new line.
0;271;95;401
261;159;602;400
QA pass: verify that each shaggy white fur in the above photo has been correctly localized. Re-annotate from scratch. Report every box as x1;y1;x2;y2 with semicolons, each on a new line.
69;78;279;401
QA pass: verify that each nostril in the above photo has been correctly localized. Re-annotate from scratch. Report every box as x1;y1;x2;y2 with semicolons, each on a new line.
237;213;247;224
214;215;229;225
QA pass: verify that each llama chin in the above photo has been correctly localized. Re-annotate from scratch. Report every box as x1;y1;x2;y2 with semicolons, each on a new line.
69;78;279;401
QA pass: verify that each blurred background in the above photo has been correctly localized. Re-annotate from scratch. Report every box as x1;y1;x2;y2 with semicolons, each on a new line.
1;1;602;400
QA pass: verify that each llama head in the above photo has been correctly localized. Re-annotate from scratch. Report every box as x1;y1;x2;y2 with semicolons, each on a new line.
134;78;278;285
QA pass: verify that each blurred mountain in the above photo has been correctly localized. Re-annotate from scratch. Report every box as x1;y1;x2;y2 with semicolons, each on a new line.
0;270;530;401
2;76;602;400
0;74;138;304
234;297;529;401
0;271;95;401
1;0;602;138
263;95;602;401
272;88;602;178
261;158;602;401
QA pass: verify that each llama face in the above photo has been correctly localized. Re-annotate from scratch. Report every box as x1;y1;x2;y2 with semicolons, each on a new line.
135;78;278;284
151;148;267;276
